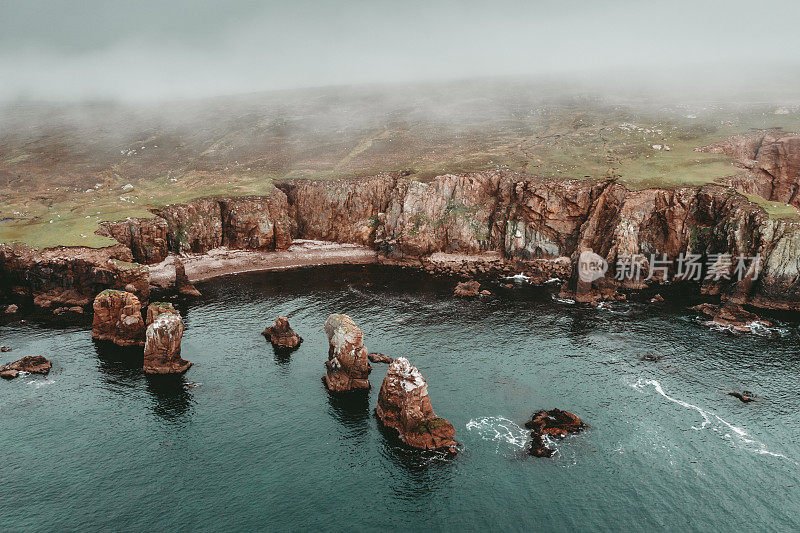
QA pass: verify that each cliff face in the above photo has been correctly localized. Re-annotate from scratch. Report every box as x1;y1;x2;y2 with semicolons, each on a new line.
699;131;800;208
0;243;150;310
4;134;800;313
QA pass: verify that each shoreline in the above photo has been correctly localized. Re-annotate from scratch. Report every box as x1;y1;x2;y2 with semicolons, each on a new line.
152;240;380;284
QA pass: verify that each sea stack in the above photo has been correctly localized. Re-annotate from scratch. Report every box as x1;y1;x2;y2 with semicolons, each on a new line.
146;302;178;326
91;289;146;346
174;257;201;296
143;312;191;374
375;357;458;452
263;317;303;350
323;314;371;392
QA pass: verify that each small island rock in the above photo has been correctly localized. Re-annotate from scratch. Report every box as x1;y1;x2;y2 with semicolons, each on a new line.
143;313;191;374
91;290;146;346
263;317;303;350
323;314;371;392
376;357;458;452
525;409;585;458
1;355;52;379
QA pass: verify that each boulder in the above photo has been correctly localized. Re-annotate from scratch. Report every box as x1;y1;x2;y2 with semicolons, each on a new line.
454;280;481;297
143;312;191;374
4;304;18;314
1;355;52;379
0;346;11;352
375;357;458;452
323;314;371;392
368;352;393;364
91;290;146;346
146;302;178;326
262;317;303;350
525;409;585;458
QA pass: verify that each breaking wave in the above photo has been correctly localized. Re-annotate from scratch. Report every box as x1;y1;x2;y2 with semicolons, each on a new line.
466;416;529;453
630;378;794;463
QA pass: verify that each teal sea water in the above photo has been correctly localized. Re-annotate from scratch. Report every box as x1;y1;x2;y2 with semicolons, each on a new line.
2;266;799;532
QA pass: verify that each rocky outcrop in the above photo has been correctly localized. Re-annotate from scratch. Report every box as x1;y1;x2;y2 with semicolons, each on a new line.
368;353;393;364
143;312;191;374
375;357;458;452
6;150;800;313
525;409;585;458
0;244;150;311
699;131;800;208
690;302;772;333
146;301;178;326
91;290;145;346
454;280;481;297
262;317;303;350
174;257;201;296
323;314;371;392
1;355;52;379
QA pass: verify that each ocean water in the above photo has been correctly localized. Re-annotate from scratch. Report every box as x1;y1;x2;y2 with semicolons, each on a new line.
2;265;799;532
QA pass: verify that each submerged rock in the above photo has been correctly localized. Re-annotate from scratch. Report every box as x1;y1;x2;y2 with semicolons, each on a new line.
375;357;458;452
0;346;11;352
1;355;52;379
263;317;303;350
454;280;481;297
91;290;145;346
143;312;191;374
729;391;757;403
323;314;371;392
525;409;585;458
368;352;393;364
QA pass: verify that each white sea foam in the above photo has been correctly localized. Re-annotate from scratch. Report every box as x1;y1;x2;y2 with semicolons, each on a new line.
551;295;575;304
28;378;54;389
466;416;530;453
631;378;794;463
503;273;530;283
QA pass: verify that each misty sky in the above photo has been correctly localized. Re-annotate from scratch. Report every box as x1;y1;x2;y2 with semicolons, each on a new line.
1;0;799;101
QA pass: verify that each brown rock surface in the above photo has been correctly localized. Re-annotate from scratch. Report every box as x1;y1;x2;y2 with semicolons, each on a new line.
525;409;585;458
146;302;178;326
368;353;393;364
143;312;191;374
262;317;303;350
220;192;293;250
91;290;146;346
375;357;458;452
454;280;481;297
174;257;201;296
1;355;52;378
690;302;772;333
323;314;371;392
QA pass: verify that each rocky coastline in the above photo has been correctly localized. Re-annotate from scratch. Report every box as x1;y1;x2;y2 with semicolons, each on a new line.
2;132;800;322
